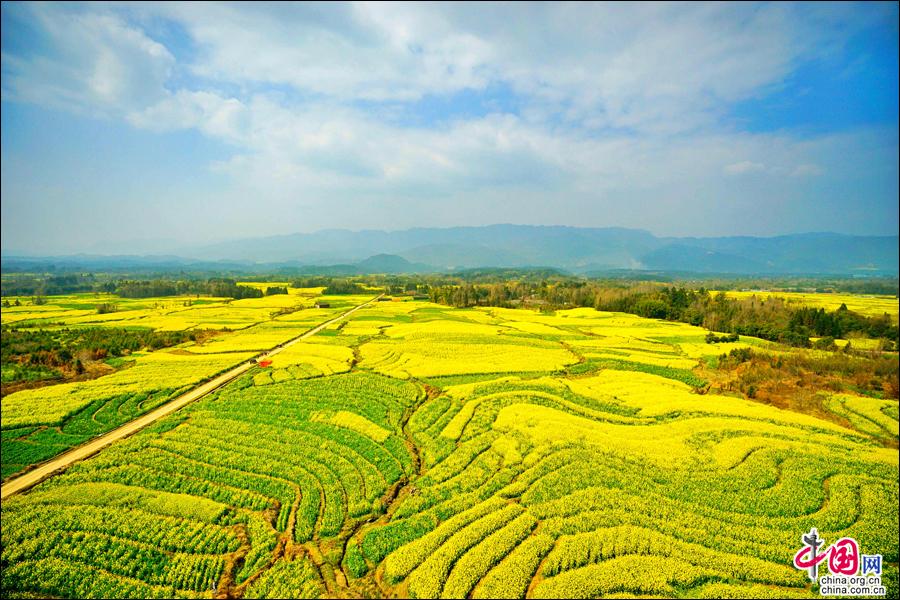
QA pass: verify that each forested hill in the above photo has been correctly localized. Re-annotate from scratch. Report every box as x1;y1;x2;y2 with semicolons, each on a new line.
173;226;900;274
3;226;898;275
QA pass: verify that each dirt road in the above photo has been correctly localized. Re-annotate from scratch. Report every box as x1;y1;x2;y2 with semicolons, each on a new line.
0;295;380;500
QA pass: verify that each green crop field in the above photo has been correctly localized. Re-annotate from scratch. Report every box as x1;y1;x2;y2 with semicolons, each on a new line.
0;289;371;480
2;298;897;598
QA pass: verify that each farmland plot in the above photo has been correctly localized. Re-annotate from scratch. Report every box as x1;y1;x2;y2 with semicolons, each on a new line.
2;372;420;598
2;299;897;598
0;290;358;480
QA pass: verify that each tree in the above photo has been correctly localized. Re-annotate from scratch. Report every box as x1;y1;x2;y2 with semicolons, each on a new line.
635;299;669;320
813;336;837;351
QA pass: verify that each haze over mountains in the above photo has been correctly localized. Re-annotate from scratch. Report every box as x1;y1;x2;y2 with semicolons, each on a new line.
4;225;898;276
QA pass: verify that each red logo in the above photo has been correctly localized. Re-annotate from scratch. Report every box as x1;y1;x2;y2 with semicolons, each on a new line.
792;528;879;582
794;536;859;577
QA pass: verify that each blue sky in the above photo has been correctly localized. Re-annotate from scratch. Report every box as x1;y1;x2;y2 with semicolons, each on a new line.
1;1;897;255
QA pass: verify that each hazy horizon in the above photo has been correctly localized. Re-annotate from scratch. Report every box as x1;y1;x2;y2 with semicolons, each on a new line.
3;222;900;259
2;2;898;255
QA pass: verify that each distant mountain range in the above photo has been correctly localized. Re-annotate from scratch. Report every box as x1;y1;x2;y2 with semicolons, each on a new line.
3;225;898;275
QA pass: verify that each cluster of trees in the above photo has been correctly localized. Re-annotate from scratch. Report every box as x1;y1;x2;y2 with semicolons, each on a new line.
717;346;899;399
320;280;367;295
0;273;98;296
292;275;434;295
290;277;333;288
1;272;298;298
1;327;209;382
264;286;288;296
706;332;740;343
1;276;267;300
115;278;264;299
788;306;895;340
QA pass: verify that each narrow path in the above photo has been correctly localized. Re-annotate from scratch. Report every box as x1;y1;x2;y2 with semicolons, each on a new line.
0;295;381;500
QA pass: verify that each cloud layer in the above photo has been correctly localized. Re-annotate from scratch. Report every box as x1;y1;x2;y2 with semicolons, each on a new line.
1;2;897;253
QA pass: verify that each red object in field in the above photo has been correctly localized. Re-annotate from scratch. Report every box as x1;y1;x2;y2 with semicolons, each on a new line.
257;359;272;368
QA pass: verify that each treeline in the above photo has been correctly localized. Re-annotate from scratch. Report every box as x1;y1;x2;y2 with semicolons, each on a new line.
115;278;263;299
290;277;333;288
427;283;898;347
324;281;367;295
295;275;435;295
672;276;899;296
0;274;99;297
290;279;368;295
1;274;266;299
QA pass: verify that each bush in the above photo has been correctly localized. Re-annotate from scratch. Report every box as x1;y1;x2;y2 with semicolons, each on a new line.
706;332;740;344
812;336;837;351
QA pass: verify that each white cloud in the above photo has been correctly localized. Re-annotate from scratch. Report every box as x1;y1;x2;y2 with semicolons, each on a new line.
2;2;895;244
133;2;494;103
4;2;878;134
2;4;173;115
791;163;825;177
724;161;766;175
73;1;853;136
127;90;249;143
136;91;858;207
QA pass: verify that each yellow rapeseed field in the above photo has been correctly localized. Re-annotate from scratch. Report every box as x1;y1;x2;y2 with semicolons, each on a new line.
724;290;898;322
2;350;255;428
2;295;897;599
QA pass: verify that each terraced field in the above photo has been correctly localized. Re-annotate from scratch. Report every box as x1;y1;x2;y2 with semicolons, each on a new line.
2;299;897;598
0;290;372;479
2;371;419;598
